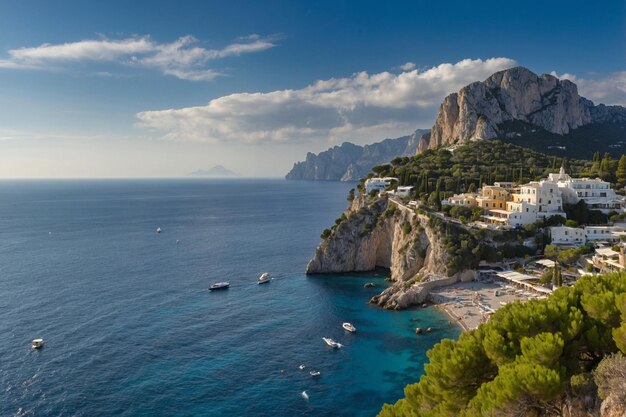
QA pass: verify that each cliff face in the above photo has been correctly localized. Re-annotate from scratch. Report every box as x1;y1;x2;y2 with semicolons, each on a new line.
418;67;626;152
286;129;428;181
306;195;468;309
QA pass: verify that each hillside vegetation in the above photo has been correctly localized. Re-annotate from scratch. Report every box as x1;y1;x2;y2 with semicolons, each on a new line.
379;272;626;417
360;140;625;197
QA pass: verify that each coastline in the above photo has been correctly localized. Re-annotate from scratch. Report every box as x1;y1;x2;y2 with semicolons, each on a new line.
434;303;469;332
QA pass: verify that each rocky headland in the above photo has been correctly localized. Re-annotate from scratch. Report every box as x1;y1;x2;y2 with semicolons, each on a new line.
286;129;428;181
306;194;483;309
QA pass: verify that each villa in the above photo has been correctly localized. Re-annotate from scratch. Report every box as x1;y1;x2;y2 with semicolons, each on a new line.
364;177;398;194
548;167;623;212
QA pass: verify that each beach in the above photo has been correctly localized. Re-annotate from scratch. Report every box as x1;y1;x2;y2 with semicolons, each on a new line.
429;280;546;331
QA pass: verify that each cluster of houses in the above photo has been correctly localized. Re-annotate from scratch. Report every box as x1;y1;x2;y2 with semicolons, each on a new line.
441;167;624;228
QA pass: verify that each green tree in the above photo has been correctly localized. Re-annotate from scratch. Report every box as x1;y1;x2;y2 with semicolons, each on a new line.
617;155;626;186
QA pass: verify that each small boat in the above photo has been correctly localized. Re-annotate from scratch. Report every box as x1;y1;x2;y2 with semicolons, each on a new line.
301;391;309;400
209;282;230;291
342;322;356;333
31;339;44;349
258;272;271;284
322;337;341;349
156;227;162;233
298;364;306;370
364;282;375;288
309;370;321;377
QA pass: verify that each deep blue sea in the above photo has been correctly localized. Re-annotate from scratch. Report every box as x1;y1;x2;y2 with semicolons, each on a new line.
0;179;459;417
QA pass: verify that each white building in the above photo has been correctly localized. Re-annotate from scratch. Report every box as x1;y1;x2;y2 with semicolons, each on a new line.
395;186;414;197
364;177;397;194
548;167;623;212
584;226;619;242
485;180;565;228
514;181;566;219
550;226;585;245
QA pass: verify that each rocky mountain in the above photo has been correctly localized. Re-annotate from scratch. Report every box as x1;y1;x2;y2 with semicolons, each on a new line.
188;165;238;177
417;66;626;156
286;129;429;181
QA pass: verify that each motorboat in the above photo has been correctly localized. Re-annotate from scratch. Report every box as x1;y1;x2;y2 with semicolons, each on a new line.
258;272;271;284
298;364;306;370
364;282;375;288
322;337;341;349
31;339;44;349
156;227;162;233
209;282;230;291
309;370;321;377
301;391;309;400
342;322;356;333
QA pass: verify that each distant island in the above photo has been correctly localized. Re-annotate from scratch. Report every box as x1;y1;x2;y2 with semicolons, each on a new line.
188;165;238;178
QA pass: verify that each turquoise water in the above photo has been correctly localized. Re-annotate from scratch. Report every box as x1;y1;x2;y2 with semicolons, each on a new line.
0;179;459;416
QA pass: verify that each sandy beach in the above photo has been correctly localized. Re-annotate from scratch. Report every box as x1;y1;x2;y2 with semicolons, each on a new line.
429;280;546;331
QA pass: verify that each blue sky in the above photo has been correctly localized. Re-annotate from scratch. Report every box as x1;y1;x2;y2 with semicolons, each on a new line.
0;0;624;177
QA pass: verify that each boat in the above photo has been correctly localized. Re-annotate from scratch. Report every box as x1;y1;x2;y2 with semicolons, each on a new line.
309;370;321;377
209;282;230;291
301;391;309;400
322;337;341;349
364;282;375;288
298;364;306;370
342;322;356;333
31;339;44;349
156;227;162;233
258;272;271;284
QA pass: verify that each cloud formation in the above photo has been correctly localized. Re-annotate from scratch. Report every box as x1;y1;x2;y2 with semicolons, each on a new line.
136;57;518;144
399;62;416;71
0;34;279;80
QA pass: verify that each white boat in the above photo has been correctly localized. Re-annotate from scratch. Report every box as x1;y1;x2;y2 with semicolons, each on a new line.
298;364;306;370
258;272;271;284
309;370;321;377
301;391;309;400
342;322;356;333
209;282;230;291
322;337;341;349
156;227;162;233
31;339;44;349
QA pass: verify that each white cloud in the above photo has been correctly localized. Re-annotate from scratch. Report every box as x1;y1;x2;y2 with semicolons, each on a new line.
136;57;518;144
0;34;279;80
551;70;626;106
399;62;416;71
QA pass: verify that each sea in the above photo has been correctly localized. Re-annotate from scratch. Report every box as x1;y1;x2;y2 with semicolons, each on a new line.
0;179;459;417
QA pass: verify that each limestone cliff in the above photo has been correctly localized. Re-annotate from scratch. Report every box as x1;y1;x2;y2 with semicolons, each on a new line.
418;67;626;152
306;195;475;309
286;129;428;181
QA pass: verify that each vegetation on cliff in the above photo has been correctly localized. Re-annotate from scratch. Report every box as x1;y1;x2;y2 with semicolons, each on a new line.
360;140;625;198
378;272;626;417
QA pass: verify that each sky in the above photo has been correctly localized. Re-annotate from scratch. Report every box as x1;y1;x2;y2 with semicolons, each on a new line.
0;0;624;178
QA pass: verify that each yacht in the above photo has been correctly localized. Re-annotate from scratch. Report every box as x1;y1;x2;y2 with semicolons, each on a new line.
31;339;44;349
309;370;321;377
322;337;341;349
209;282;230;291
258;272;271;284
342;322;356;333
